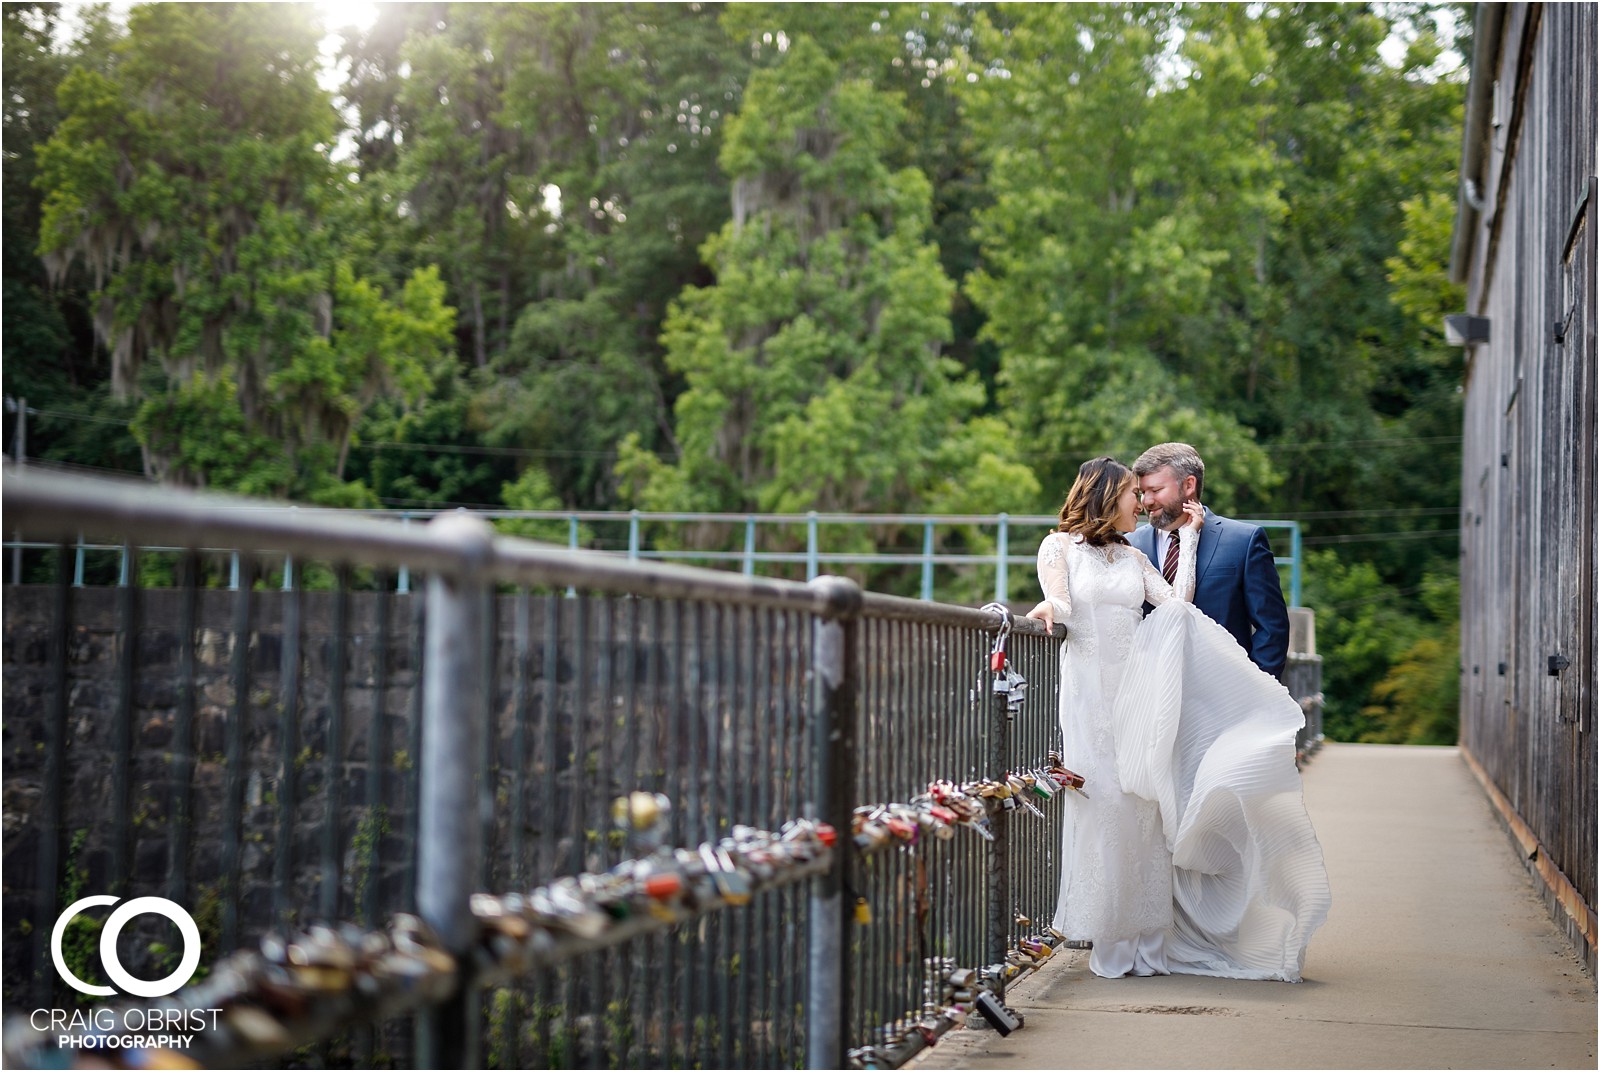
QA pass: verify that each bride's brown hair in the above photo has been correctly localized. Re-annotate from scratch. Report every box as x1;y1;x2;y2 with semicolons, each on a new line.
1056;456;1134;546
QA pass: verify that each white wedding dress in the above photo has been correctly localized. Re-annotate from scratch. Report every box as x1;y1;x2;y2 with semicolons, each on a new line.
1037;529;1330;981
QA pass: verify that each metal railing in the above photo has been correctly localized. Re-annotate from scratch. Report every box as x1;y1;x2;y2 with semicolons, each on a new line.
1;471;1074;1070
7;506;1305;607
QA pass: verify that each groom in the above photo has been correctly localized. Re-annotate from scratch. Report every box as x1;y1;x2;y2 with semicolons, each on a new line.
1127;442;1290;679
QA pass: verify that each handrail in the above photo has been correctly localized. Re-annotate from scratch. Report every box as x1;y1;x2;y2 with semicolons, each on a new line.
1;470;854;619
2;469;1306;605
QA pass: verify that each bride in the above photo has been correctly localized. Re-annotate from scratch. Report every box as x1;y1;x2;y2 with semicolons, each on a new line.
1025;456;1330;981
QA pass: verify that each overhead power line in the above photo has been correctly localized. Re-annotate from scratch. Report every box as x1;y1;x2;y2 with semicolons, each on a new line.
1301;530;1458;546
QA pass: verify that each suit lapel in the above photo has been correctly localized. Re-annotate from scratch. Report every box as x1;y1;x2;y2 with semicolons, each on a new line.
1195;509;1224;585
1133;524;1156;561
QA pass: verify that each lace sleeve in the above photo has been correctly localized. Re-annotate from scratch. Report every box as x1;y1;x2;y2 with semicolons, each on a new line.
1140;527;1198;604
1036;533;1072;620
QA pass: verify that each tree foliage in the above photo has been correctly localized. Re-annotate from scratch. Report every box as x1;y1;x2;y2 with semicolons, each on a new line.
12;1;1471;740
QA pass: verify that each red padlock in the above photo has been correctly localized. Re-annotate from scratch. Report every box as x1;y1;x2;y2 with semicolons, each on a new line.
990;649;1006;671
644;872;683;899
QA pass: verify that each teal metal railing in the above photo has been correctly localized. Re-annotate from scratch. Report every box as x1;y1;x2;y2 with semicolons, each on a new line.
7;507;1304;607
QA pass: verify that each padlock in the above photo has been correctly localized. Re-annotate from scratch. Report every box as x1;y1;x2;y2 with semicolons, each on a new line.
974;991;1022;1035
714;844;753;905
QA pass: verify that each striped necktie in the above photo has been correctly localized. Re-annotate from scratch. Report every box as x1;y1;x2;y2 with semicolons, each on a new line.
1162;529;1180;586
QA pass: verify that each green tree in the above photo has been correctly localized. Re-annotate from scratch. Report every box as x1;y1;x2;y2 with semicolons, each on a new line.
482;3;751;506
617;36;1037;530
1363;569;1459;744
961;3;1279;510
3;3;141;476
35;3;457;501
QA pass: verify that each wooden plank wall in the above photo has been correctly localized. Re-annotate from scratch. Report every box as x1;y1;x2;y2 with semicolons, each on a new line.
1459;2;1597;971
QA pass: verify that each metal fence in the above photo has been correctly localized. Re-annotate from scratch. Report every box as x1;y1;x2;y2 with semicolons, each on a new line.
1;472;1076;1070
7;505;1305;607
1;471;1322;1070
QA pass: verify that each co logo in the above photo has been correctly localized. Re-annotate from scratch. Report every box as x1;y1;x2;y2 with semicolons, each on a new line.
51;896;201;998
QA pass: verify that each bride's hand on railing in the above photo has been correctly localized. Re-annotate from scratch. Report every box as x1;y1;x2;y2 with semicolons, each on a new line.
1025;601;1055;634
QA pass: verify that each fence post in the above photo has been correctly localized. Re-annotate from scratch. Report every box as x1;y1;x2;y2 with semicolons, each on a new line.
921;521;935;601
416;512;493;1069
1290;521;1303;607
806;512;820;580
984;609;1013;1003
806;575;861;1070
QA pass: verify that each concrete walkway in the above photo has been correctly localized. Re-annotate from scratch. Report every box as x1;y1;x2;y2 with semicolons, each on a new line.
917;743;1596;1070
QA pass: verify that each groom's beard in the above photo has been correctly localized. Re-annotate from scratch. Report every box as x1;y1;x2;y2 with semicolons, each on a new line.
1148;505;1184;531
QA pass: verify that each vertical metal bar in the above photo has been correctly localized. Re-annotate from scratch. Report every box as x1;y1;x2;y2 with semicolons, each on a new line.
9;399;24;585
738;604;756;1065
117;541;127;586
321;567;350;921
110;543;139;896
170;551;199;906
32;546;69;1005
567;517;580;599
628;509;641;562
664;599;683;1066
397;516;411;594
778;609;797;1065
682;600;702;1062
806;576;860;1072
229;551;240;591
593;595;615;1068
623;596;643;1069
221;557;253;949
540;595;560;880
806;512;819;581
744;516;757;576
996;513;1010;603
272;559;301;929
922;521;936;601
562;593;587;1062
363;576;392;926
986;624;1012;1002
73;535;85;587
538;593;561;1065
1290;522;1303;607
478;586;497;894
402;594;425;914
509;591;531;888
569;597;590;876
715;603;734;1071
751;607;771;1064
415;513;491;1070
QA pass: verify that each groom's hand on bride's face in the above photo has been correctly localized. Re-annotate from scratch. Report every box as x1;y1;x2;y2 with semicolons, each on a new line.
1026;601;1055;634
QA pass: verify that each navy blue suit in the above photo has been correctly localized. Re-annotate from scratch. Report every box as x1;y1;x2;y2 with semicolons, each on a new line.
1127;509;1290;679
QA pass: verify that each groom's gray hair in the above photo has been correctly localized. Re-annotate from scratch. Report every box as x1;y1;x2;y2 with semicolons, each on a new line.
1133;442;1205;499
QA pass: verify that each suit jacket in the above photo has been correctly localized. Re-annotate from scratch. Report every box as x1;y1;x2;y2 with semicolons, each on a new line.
1127;508;1290;679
